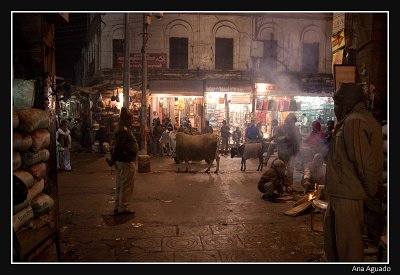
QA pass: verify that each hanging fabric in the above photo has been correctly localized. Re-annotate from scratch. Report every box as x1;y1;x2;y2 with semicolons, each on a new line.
283;100;290;111
256;98;264;110
268;100;274;111
289;100;297;111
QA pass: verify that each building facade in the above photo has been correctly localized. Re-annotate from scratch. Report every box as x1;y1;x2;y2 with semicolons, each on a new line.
76;12;334;142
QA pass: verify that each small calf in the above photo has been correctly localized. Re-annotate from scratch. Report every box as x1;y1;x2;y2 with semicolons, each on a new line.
231;142;268;171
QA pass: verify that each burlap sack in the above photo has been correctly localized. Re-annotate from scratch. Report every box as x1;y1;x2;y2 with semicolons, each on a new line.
13;131;33;152
17;108;49;133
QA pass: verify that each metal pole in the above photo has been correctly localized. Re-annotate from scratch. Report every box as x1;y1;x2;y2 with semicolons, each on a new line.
123;13;130;108
140;13;148;154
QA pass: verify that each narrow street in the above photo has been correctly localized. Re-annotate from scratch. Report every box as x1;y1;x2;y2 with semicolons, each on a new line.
36;151;328;263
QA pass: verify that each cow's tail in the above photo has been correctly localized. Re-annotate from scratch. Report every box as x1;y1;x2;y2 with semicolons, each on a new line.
214;135;220;173
215;135;221;161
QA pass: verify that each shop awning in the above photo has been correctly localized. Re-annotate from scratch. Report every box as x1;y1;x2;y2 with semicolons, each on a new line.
75;86;99;95
149;80;203;96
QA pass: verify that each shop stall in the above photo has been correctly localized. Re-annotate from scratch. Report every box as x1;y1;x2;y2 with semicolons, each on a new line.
149;79;204;133
150;95;203;133
204;79;253;141
255;83;335;139
204;92;252;140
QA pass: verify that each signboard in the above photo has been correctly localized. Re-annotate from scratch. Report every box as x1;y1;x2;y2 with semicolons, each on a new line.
333;13;353;34
206;85;252;93
332;13;345;34
116;53;167;69
255;83;278;93
333;65;357;91
230;94;251;104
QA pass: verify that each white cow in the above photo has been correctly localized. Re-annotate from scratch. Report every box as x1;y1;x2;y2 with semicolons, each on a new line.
159;130;175;156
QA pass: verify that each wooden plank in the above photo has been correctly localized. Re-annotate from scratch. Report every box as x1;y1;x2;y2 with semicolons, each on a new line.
284;201;312;216
276;195;295;201
294;195;309;206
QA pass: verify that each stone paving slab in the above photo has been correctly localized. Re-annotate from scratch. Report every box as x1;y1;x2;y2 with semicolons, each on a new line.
162;236;203;252
200;234;245;250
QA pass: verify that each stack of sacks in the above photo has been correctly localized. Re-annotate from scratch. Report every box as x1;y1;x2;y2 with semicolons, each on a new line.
13;108;55;232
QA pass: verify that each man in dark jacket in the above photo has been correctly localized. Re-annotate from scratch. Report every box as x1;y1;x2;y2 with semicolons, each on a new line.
203;120;213;134
245;121;261;143
109;107;138;215
324;83;384;262
220;120;230;155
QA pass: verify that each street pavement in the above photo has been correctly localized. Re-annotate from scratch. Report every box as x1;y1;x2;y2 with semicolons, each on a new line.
32;150;382;266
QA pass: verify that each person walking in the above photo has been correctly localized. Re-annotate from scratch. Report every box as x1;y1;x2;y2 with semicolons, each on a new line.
80;114;92;153
323;83;384;262
108;107;138;215
173;116;179;131
263;119;278;165
232;126;242;147
56;120;72;171
203;120;213;134
296;113;308;134
267;113;302;184
305;121;325;155
95;123;107;154
220;120;231;155
244;120;261;143
152;118;164;157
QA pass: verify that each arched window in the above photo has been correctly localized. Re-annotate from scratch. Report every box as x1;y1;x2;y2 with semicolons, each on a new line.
215;37;233;70
169;37;188;69
256;22;284;73
165;21;193;69
112;39;124;68
301;25;326;73
212;21;239;70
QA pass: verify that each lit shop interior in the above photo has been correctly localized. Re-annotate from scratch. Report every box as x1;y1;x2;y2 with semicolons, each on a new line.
255;83;335;138
204;92;252;137
256;95;334;138
150;95;203;131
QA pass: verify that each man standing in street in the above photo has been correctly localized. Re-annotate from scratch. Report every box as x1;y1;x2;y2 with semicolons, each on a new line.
324;83;384;262
220;120;230;155
109;107;138;215
203;120;213;134
267;113;302;185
